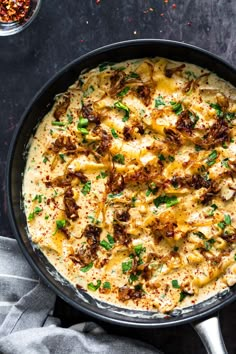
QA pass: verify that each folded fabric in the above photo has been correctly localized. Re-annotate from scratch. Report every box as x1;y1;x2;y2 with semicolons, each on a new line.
0;236;161;354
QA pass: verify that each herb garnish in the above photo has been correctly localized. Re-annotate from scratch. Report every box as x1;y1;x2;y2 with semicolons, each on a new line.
32;194;42;203
81;181;91;196
114;101;130;122
170;101;183;115
111;128;119;138
209;103;223;118
155;96;166;107
100;240;112;250
153;195;179;208
221;158;230;169
122;260;133;273
172;279;180;289
117;86;130;97
51;121;65;126
112;154;125;164
96;171;108;180
28;206;43;221
87;280;101;291
103;281;111;289
208;204;218;216
80;262;93;272
206;150;218;166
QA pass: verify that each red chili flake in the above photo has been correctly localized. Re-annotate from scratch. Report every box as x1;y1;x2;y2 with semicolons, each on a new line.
164;0;169;3
95;0;101;4
160;13;164;17
80;39;84;43
187;21;192;26
172;4;177;9
0;0;30;23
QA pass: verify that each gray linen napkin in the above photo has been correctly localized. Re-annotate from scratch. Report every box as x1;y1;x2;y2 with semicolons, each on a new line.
0;236;161;354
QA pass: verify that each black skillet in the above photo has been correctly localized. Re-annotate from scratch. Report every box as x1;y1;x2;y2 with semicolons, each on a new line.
7;40;236;354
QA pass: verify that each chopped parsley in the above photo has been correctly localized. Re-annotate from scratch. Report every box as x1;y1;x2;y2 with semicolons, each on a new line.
112;153;125;165
209;103;223;118
67;113;73;124
195;145;204;152
185;70;197;80
158;154;165;161
221;158;230;169
107;233;115;245
81;181;91;196
87;215;100;225
103;281;111;289
28;206;43;221
168;155;175;162
131;196;137;207
155;96;166;107
204;238;215;251
208;204;218;216
224;214;231;225
170;101;183;115
80;262;93;272
129;273;139;284
83;85;94;97
127;72;140;79
173;246;179;252
100;240;112;250
77;127;89;135
134;244;146;256
218;214;231;230
146;182;158;197
59;153;66;162
56;219;66;229
122;260;133;273
32;194;42;203
179;291;191;302
99;62;114;72
87;280;101;291
153;195;179;208
114;101;130;122
206;150;218;166
111;128;119;138
43;156;49;164
117;86;130;97
96;171;108;180
172;279;180;289
225;112;236;122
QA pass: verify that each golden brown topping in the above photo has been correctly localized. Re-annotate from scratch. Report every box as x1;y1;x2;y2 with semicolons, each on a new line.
165;63;185;78
64;187;79;220
109;70;126;96
200;181;220;204
53;94;70;120
216;93;229;111
107;170;125;194
118;286;143;301
176;110;197;134
81;104;101;124
164;128;181;146
50;136;76;153
136;85;151;106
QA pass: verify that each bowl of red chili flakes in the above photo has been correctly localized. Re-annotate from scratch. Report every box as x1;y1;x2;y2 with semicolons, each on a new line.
0;0;41;36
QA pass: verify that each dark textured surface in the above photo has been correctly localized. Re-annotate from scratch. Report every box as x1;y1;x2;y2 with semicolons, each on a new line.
1;0;236;353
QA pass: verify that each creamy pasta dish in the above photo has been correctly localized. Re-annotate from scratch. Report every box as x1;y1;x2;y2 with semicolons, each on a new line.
23;57;236;313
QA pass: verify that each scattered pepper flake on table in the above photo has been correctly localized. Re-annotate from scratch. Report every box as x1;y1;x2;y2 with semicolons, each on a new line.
0;0;30;23
143;7;154;14
172;4;177;9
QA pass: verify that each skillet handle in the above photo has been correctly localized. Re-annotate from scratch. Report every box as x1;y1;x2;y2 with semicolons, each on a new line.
192;313;227;354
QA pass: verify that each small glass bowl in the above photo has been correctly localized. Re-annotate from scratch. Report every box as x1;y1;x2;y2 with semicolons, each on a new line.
0;0;41;36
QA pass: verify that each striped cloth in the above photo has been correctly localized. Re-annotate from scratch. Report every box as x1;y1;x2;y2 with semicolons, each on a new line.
0;236;160;354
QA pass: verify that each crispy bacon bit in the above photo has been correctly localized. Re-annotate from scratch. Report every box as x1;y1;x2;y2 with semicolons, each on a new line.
176;110;195;134
118;286;143;301
124;164;161;185
202;120;229;148
137;85;151;106
115;210;130;222
113;223;128;244
171;174;211;190
200;181;220;204
165;63;185;78
82;224;102;256
81;104;101;124
109;70;126;96
192;73;210;90
64;187;79;220
107;170;125;193
134;122;145;135
152;220;177;239
216;93;229;111
51;136;76;153
53;95;70;120
46;170;88;188
123;126;133;141
70;247;93;266
60;227;70;239
183;79;193;93
93;127;112;155
164;128;181;145
221;233;236;243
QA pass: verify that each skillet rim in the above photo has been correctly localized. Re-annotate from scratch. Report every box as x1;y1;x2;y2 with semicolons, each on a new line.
6;38;236;328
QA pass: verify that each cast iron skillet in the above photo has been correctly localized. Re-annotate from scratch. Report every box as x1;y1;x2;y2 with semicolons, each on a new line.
7;40;236;354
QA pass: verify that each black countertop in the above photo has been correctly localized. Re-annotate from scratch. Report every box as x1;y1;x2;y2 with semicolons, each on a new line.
1;1;236;353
